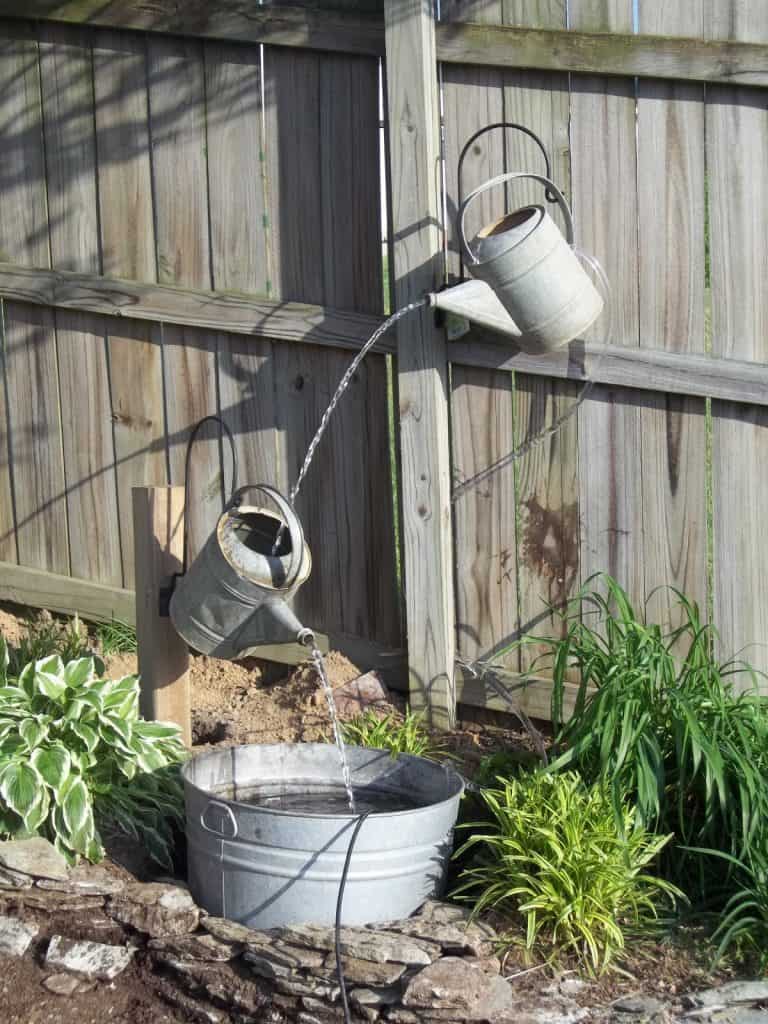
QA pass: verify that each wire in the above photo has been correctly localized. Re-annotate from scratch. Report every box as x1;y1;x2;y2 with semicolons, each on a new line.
181;415;239;574
336;811;372;1024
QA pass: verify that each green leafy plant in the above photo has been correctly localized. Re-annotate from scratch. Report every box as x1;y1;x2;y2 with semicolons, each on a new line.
453;771;680;973
509;575;768;900
0;636;186;868
95;619;138;656
708;845;768;966
341;707;449;760
8;612;91;676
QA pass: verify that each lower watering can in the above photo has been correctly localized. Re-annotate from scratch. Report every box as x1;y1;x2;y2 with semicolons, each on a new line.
169;484;312;659
458;171;604;354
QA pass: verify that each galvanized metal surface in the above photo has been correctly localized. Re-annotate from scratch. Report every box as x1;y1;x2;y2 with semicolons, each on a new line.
182;743;465;928
169;484;312;657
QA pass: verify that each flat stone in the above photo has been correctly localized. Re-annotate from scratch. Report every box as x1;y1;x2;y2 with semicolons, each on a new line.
283;924;440;966
148;933;242;961
0;914;39;956
275;975;340;1000
614;996;666;1015
201;914;274;945
265;941;326;970
402;956;513;1016
690;984;768;1009
351;985;403;1008
45;934;135;980
380;901;497;958
43;973;84;996
243;949;296;980
37;864;125;896
0;865;34;889
323;953;406;986
108;882;199;936
712;1012;768;1024
331;671;390;719
386;1013;421;1024
0;838;69;881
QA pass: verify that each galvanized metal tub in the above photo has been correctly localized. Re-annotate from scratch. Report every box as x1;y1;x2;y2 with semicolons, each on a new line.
182;743;464;928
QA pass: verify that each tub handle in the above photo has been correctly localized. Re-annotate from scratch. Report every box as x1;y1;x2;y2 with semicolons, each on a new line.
200;800;239;839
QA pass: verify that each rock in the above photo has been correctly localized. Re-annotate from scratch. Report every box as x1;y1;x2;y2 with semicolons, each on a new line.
108;882;199;936
43;973;84;996
688;983;768;1009
560;978;589;998
0;838;69;881
0;865;33;889
45;935;135;980
201;914;273;945
712;1012;768;1024
0;914;39;956
283;924;440;966
275;975;340;1000
148;933;242;962
331;672;390;718
351;985;402;1008
380;900;497;958
614;996;666;1015
323;953;406;986
244;948;299;981
386;1013;421;1024
37;864;125;896
402;956;513;1018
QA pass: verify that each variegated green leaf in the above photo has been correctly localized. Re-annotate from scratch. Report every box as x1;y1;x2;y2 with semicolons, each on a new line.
63;658;96;689
23;786;50;833
1;762;42;818
34;670;66;701
19;717;49;750
69;722;98;754
61;777;90;836
133;721;182;741
30;743;71;792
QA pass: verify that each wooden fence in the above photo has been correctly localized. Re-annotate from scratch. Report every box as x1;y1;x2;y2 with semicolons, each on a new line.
0;0;767;723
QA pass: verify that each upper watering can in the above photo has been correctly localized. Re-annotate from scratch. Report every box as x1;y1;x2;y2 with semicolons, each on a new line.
458;171;604;354
169;484;312;660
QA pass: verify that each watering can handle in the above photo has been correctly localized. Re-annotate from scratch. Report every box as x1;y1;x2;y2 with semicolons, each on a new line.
457;171;574;267
226;483;307;589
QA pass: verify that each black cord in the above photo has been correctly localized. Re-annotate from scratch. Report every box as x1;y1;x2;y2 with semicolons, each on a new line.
181;415;239;574
336;811;371;1024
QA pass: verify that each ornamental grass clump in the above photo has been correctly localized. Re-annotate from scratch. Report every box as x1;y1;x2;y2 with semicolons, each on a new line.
341;706;449;760
453;771;679;973
0;636;186;869
510;575;768;902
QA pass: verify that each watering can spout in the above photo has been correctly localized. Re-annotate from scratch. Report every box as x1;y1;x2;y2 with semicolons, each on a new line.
169;484;314;660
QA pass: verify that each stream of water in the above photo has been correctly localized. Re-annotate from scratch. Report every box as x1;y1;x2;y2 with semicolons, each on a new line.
305;637;357;812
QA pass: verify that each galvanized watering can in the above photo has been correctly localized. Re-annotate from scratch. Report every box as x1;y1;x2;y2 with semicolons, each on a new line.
169;484;312;659
458;171;604;354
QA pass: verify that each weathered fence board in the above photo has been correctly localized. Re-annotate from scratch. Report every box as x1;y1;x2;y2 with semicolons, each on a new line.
707;0;768;678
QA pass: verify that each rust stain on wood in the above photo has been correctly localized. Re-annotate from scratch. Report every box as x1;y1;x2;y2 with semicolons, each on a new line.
520;496;579;609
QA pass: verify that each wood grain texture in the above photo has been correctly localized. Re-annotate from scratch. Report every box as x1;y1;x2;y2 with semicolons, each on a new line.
0;2;385;56
133;486;190;743
706;0;768;681
0;23;68;574
39;22;123;587
637;0;707;628
147;35;220;565
385;0;456;727
570;0;643;605
434;23;768;86
0;263;388;351
0;557;133;622
93;28;165;586
205;40;270;297
0;302;15;562
451;366;518;670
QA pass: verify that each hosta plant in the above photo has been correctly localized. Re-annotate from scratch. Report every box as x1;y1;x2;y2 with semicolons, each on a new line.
453;771;680;973
0;637;187;868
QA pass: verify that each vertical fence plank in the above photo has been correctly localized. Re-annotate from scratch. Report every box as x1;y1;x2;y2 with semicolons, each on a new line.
706;0;768;680
569;0;643;604
0;302;14;563
385;0;455;725
0;23;68;575
93;29;165;587
147;36;220;565
636;0;707;628
502;5;580;674
39;22;122;587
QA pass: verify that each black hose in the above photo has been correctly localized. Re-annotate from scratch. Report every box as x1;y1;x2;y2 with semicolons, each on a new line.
181;415;238;574
336;811;371;1024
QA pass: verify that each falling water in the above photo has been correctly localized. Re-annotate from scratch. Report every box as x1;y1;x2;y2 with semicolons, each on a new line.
304;637;356;812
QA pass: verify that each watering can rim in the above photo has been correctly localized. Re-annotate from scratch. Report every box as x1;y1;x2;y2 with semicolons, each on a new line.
458;171;575;269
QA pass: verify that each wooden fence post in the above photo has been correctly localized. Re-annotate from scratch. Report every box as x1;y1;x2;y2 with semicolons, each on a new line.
384;0;456;728
132;486;191;746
